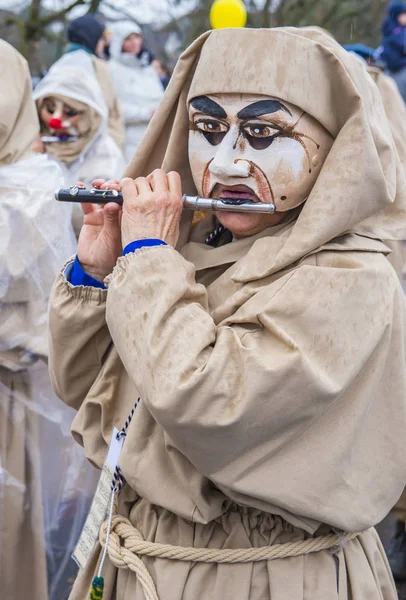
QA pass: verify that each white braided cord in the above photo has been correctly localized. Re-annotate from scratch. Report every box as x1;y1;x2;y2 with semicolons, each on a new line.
99;514;360;600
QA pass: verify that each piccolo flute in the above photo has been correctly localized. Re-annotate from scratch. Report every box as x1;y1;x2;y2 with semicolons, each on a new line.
55;186;276;214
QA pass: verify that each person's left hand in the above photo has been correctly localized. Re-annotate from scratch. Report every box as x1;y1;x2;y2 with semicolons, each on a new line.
120;169;183;248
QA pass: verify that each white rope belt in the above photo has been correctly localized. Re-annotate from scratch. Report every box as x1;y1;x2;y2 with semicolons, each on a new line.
99;514;360;600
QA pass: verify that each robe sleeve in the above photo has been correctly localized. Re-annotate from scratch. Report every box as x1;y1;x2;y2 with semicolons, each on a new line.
105;245;406;531
48;269;111;410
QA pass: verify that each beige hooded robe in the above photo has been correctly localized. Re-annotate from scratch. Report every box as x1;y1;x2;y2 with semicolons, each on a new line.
367;66;406;280
365;66;406;525
49;28;406;600
0;40;79;600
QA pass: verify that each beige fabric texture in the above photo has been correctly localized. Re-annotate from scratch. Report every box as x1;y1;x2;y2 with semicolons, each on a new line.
367;67;406;278
91;55;126;152
48;28;406;599
0;367;48;599
0;40;39;166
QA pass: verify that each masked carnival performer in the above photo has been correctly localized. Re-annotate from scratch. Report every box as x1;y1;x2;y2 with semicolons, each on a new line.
49;28;406;600
108;22;164;161
0;41;77;600
33;53;126;235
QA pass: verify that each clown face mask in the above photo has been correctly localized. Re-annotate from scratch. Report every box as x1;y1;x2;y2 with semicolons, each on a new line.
37;94;101;165
188;93;333;236
39;97;84;141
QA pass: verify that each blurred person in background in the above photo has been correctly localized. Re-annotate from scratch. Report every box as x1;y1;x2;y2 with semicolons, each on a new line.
0;39;77;600
154;59;171;89
381;1;406;102
108;22;164;161
33;52;126;236
116;21;156;67
65;14;125;153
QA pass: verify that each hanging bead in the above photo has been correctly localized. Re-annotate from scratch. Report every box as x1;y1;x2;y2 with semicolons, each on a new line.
89;575;104;600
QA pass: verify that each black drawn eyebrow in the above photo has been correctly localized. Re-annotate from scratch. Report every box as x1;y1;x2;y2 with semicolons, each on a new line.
237;100;292;120
190;96;227;119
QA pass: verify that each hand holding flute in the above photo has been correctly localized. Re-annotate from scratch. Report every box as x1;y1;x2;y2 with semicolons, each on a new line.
76;178;123;283
75;171;184;282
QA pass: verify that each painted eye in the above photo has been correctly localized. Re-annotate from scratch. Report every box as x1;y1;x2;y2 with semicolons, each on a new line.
243;124;280;150
194;119;228;146
245;125;274;138
45;103;55;114
65;108;79;118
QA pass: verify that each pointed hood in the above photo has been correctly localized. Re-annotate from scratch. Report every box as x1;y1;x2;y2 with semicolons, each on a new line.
33;50;107;164
108;21;142;62
0;40;39;166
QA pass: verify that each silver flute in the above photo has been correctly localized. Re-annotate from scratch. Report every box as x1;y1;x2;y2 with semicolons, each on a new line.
55;186;276;214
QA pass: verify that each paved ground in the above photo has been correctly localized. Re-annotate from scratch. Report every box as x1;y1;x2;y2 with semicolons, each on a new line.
376;515;406;599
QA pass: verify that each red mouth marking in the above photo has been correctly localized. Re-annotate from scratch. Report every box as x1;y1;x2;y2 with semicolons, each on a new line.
216;184;260;203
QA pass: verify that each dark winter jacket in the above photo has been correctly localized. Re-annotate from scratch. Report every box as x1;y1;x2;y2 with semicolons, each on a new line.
381;2;406;72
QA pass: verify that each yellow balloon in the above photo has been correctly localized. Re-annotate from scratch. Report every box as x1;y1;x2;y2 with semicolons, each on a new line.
210;0;247;30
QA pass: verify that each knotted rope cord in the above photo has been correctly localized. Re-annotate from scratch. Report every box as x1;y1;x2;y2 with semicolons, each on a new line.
99;514;360;600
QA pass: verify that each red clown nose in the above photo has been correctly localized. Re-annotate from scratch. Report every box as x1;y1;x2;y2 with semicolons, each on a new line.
49;117;63;129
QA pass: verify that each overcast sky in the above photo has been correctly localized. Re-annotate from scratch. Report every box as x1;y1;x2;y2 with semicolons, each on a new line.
0;0;198;24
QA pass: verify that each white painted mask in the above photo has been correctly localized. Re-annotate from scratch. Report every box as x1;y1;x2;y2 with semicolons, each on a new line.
188;93;333;211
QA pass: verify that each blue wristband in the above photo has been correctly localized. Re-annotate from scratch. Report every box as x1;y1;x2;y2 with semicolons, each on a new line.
123;239;167;256
69;255;106;289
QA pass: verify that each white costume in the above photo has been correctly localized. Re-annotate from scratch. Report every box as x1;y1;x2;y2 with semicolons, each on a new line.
108;22;164;161
33;50;126;186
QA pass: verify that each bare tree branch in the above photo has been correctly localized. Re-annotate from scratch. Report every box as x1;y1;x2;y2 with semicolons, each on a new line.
40;0;86;26
87;0;103;14
261;0;272;27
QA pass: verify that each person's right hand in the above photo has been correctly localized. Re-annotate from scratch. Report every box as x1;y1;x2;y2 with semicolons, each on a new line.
77;179;122;282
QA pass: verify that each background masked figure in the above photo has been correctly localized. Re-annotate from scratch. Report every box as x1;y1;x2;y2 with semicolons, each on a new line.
108;22;164;161
49;29;406;600
33;51;126;235
0;40;79;600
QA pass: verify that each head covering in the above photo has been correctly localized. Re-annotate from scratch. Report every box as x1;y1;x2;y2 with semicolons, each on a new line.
0;40;39;166
125;27;406;277
33;51;106;164
367;65;406;171
382;1;406;36
67;15;105;55
109;21;142;62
